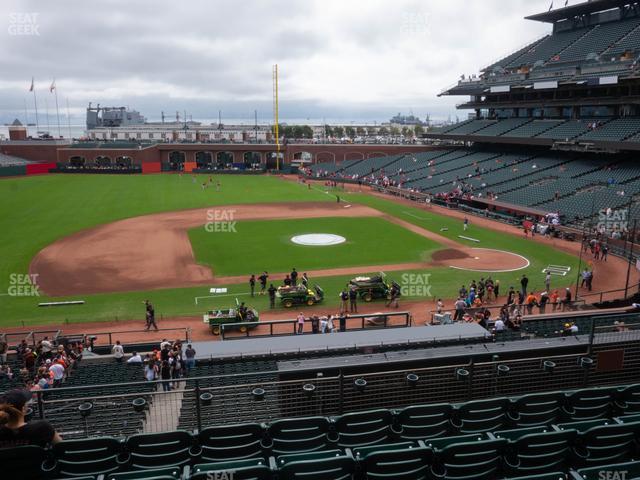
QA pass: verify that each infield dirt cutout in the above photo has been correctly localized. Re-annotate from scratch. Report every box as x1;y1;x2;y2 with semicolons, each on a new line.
30;202;530;296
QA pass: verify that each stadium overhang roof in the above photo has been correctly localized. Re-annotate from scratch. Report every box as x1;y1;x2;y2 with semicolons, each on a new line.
525;0;633;23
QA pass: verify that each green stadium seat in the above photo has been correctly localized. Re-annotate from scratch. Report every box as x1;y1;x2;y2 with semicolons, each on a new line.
493;425;552;440
429;438;508;480
277;455;356;480
332;409;394;449
276;449;344;467
504;474;566;480
189;458;271;480
563;388;615;421
266;416;333;455
352;442;417;460
124;431;196;470
106;466;181;480
197;423;265;463
451;398;510;434
502;429;577;475
509;392;566;427
576;461;640;480
361;445;434;480
615;383;640;415
569;421;640;467
0;445;48;480
423;434;486;450
394;403;452;440
49;437;124;477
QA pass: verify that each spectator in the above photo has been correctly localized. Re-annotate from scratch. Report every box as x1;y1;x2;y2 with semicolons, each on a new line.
296;312;305;334
310;316;319;334
320;316;329;334
454;297;466;321
0;389;62;447
525;292;537;315
112;341;124;363
561;288;573;312
144;360;158;382
0;335;7;365
539;291;549;314
520;275;529;298
184;344;196;373
160;360;172;391
339;289;349;314
349;286;358;313
550;290;560;312
48;361;65;388
494;317;505;332
127;351;143;364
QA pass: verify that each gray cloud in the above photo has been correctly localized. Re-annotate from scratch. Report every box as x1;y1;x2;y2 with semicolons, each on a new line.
0;0;554;123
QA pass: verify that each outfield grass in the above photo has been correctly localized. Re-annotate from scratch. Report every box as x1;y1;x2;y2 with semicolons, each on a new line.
189;216;440;276
0;175;580;327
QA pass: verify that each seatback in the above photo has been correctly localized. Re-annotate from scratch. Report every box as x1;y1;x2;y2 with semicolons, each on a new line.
510;392;565;427
574;422;640;466
107;466;181;479
0;445;47;480
267;416;332;455
431;438;508;480
52;437;123;477
577;461;640;480
333;409;394;449
277;456;355;480
395;404;452;440
362;446;434;480
190;458;272;480
124;431;195;470
505;429;577;475
564;388;614;421
616;383;640;415
452;398;510;434
198;423;265;463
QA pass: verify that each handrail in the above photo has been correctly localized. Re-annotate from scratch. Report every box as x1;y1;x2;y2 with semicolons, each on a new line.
219;311;412;340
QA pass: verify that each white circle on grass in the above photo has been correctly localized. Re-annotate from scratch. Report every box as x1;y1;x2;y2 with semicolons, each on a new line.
291;234;346;246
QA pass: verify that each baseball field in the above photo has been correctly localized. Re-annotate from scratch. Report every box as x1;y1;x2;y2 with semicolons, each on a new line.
0;173;586;328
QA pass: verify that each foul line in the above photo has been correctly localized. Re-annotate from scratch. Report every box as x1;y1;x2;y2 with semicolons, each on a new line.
403;211;429;220
449;248;531;273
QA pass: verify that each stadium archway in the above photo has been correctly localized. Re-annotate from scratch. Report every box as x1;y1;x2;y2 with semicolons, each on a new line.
243;152;262;169
95;155;112;167
195;151;213;169
345;152;365;161
168;151;186;171
69;156;85;167
315;151;336;164
292;151;313;167
216;151;234;168
115;156;132;168
265;152;284;170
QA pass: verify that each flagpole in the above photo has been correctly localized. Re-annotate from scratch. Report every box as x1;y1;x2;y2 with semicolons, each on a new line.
53;83;61;138
23;98;29;126
45;98;50;134
32;87;40;135
66;97;72;139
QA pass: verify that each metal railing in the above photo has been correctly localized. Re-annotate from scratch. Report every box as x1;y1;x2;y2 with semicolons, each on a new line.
30;334;640;438
219;311;411;340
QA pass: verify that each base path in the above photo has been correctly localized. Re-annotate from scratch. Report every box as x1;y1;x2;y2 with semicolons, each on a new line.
30;202;381;296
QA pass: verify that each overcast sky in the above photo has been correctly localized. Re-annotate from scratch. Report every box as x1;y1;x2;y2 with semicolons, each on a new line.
0;0;559;124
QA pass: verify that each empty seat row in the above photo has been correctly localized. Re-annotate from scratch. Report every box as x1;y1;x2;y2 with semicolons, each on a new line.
6;383;640;478
6;416;640;479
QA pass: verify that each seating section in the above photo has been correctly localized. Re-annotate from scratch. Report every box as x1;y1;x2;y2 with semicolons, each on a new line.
578;118;640;142
506;27;593;68
5;383;640;479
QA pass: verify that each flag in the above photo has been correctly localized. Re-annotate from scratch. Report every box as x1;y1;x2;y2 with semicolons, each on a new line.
49;79;56;93
549;1;553;11
29;77;34;92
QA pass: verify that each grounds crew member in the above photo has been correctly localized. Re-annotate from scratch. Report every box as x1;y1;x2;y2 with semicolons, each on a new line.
144;300;158;331
249;275;256;297
349;285;358;313
258;272;268;295
290;268;298;285
339;289;349;314
268;284;277;308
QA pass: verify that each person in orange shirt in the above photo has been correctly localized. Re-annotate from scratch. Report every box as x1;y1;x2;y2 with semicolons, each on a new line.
525;292;537;315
